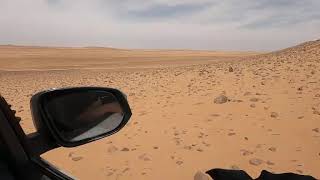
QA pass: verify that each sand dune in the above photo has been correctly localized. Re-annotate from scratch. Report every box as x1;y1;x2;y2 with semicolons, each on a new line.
0;40;319;179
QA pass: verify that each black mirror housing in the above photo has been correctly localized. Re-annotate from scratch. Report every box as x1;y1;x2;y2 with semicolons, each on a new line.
30;87;132;147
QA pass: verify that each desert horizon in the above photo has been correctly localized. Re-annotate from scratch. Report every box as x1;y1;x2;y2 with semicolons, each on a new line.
0;44;261;71
0;39;319;179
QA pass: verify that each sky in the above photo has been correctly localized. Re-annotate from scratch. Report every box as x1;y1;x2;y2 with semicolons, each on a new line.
0;0;319;51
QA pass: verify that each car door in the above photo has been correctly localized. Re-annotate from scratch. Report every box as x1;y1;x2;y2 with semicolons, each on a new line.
0;95;72;180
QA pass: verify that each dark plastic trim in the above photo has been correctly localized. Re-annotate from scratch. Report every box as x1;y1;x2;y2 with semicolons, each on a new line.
31;87;132;147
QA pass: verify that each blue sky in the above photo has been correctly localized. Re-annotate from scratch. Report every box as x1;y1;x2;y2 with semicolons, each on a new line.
0;0;319;51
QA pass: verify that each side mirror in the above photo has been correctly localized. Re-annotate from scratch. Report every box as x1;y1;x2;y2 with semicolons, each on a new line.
31;87;132;147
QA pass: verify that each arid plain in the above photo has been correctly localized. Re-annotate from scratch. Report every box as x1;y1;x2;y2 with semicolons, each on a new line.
0;40;319;179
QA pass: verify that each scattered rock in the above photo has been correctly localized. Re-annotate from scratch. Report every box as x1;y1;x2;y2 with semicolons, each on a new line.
297;86;303;91
106;172;113;176
241;149;253;156
230;165;240;170
122;168;130;173
266;161;275;166
153;146;159;149
268;147;277;152
250;98;259;102
176;161;184;165
228;132;236;136
194;171;212;180
244;137;249;140
107;145;118;153
312;128;319;133
138;153;151;161
249;158;263;166
214;95;229;104
250;104;256;108
229;66;234;72
121;147;130;151
72;156;83;161
270;112;279;118
197;148;204;152
68;152;74;157
313;110;320;115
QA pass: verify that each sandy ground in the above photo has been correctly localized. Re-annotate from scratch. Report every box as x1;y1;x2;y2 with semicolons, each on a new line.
0;41;319;179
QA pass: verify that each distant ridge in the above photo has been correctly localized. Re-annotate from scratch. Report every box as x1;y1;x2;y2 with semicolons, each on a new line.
273;39;320;54
82;46;121;50
2;39;320;54
0;44;120;50
251;39;320;60
0;44;261;54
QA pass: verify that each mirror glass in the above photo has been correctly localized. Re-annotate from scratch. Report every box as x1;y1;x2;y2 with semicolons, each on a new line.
44;90;124;142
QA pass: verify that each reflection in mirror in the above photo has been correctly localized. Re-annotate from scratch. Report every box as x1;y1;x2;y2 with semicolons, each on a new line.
45;90;124;142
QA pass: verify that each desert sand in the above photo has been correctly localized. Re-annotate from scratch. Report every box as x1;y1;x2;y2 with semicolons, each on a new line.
0;40;319;180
